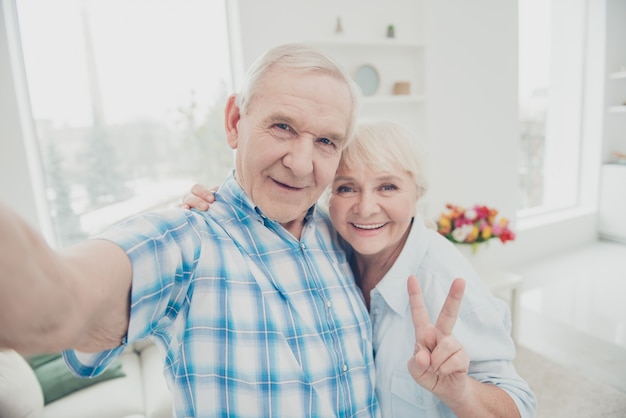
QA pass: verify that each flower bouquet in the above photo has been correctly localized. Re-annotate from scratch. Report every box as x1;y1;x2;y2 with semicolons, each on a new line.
437;203;515;254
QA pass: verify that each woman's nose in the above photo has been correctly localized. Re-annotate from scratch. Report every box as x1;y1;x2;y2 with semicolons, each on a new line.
355;191;380;217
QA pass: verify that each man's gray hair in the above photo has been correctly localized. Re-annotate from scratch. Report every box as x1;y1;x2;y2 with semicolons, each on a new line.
234;43;362;146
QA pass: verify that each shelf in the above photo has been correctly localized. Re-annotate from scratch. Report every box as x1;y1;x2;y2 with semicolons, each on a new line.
609;71;626;79
363;95;425;104
307;38;425;48
308;38;426;102
608;106;626;113
598;164;626;241
302;35;426;135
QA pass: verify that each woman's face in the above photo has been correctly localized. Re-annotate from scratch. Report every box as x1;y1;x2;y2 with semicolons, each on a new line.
328;163;418;257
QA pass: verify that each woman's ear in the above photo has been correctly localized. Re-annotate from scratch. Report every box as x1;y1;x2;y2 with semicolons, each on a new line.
225;94;241;150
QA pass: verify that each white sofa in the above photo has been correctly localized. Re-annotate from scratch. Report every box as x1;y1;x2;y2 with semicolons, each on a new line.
0;341;172;418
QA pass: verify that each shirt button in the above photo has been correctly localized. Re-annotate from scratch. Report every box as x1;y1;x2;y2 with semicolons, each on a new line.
300;243;306;250
326;300;332;308
373;308;380;316
342;364;348;372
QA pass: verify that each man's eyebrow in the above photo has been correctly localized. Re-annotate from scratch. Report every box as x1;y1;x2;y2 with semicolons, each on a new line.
263;113;296;127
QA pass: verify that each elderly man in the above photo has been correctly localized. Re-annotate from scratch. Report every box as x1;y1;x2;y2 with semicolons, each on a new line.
0;43;378;417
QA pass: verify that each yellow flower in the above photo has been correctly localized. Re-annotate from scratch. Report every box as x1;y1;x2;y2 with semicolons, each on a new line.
438;215;451;234
481;225;492;240
466;225;479;242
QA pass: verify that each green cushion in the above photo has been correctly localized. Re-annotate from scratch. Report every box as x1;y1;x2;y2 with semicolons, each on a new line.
26;353;125;405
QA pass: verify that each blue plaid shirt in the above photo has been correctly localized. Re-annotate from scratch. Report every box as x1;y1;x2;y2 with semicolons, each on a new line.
65;173;379;418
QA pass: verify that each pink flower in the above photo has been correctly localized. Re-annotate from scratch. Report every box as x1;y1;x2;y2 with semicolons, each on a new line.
436;203;515;247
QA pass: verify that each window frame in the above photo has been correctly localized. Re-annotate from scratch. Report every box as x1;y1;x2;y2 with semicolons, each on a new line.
517;0;589;219
2;0;240;246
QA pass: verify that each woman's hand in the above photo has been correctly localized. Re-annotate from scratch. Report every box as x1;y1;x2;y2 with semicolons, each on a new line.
407;275;522;417
180;184;218;211
407;275;471;407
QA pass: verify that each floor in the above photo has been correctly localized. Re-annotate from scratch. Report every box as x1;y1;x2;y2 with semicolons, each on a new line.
508;239;626;393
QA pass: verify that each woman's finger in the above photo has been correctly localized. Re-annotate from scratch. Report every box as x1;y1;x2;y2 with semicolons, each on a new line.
408;275;431;342
434;277;466;335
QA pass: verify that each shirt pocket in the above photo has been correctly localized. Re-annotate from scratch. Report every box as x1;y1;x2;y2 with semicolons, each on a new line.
391;369;441;416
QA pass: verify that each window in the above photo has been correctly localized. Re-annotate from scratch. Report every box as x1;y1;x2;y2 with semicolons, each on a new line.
16;0;234;246
518;0;587;214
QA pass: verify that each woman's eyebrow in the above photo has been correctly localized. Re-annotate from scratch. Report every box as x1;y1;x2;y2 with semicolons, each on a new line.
333;175;355;182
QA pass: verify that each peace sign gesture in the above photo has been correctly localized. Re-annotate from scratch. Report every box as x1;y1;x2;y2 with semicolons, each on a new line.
406;275;470;405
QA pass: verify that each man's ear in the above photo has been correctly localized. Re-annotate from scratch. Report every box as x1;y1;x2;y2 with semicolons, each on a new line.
225;94;241;150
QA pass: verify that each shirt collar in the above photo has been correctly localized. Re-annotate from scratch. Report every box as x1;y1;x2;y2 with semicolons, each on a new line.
217;171;316;228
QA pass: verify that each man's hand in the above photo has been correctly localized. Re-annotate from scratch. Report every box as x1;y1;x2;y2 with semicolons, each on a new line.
180;184;218;211
407;275;470;406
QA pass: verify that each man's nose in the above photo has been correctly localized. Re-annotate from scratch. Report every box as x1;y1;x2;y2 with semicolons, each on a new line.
283;138;314;176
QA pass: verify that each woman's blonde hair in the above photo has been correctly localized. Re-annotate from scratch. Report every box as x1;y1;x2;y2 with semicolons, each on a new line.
338;119;429;199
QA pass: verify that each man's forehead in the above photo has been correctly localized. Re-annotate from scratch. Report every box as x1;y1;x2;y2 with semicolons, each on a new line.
248;69;352;136
264;111;347;139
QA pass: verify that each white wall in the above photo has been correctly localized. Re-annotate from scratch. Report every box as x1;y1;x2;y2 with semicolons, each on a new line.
0;0;607;264
234;0;603;266
235;0;423;69
235;0;519;219
424;1;518;227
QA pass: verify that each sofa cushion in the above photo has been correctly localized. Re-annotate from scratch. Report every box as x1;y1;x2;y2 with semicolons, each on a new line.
27;352;126;405
44;348;145;418
0;349;44;418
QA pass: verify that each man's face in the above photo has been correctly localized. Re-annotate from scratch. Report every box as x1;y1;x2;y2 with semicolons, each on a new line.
226;67;353;236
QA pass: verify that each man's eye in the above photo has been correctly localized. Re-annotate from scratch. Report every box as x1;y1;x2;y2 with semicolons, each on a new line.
271;123;295;138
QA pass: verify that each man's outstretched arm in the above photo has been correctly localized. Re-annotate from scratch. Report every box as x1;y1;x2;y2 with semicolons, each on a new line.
0;203;132;355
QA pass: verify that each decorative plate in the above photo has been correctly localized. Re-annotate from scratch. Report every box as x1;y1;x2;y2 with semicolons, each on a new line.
353;64;380;96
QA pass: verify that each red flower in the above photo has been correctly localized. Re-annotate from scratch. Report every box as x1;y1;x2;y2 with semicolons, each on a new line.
499;229;516;243
437;203;516;246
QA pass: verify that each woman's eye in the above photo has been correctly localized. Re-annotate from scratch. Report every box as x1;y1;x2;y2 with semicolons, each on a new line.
336;185;355;194
319;137;335;147
381;184;398;192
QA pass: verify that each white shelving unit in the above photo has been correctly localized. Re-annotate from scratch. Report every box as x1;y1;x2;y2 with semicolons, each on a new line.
309;39;425;99
363;95;426;105
598;163;626;243
307;38;427;145
608;70;626;112
608;105;626;113
609;70;626;79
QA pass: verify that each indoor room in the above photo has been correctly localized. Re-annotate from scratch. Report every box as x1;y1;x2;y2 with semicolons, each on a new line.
1;0;625;417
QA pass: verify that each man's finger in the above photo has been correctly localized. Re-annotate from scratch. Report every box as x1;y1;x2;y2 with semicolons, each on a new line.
435;277;466;335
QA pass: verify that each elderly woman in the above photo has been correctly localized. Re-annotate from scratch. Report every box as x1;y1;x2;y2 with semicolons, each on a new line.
184;120;536;418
